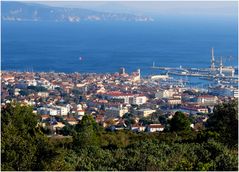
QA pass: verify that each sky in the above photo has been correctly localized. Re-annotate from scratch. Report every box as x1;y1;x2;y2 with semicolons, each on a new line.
29;1;238;19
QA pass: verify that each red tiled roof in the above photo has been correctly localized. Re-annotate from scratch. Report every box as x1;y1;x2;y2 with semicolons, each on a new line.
77;110;85;112
149;124;164;128
41;114;50;119
105;91;134;97
136;94;146;97
2;75;14;80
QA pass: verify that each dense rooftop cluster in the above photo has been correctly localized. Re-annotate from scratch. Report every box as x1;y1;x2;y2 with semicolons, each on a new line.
1;70;238;135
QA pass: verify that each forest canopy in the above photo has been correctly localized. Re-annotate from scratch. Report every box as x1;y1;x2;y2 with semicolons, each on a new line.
1;101;238;171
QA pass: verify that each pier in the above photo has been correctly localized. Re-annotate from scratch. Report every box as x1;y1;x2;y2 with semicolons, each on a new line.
150;48;238;86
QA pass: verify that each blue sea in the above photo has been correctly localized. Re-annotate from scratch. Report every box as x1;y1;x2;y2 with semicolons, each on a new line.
2;19;238;77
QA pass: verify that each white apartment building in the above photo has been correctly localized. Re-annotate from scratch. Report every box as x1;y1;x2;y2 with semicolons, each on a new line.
155;89;177;99
104;91;147;105
129;95;148;105
105;105;128;118
136;108;156;117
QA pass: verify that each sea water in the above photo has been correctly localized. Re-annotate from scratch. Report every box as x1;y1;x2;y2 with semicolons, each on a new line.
2;19;238;77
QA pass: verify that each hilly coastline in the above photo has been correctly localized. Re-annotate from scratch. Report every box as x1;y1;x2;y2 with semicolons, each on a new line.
2;2;154;22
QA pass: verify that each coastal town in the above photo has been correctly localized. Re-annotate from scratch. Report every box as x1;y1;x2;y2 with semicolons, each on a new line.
2;1;238;171
1;66;238;135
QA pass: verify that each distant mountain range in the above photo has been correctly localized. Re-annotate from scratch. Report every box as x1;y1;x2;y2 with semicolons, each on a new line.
2;2;154;22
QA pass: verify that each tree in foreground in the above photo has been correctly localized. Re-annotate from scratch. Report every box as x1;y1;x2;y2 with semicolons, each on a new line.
1;103;56;170
169;111;191;132
72;115;100;150
1;103;39;170
207;100;238;147
1;102;238;171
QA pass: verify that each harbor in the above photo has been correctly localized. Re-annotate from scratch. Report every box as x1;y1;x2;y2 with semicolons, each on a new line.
150;48;238;87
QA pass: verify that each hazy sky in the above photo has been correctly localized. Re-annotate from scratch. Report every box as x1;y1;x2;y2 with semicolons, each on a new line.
31;1;237;18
